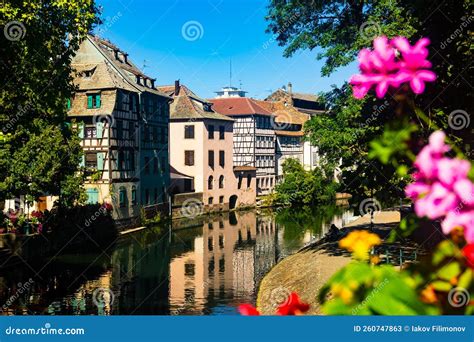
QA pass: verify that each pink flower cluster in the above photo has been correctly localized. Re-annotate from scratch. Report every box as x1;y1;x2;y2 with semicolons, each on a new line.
406;131;474;242
350;36;436;99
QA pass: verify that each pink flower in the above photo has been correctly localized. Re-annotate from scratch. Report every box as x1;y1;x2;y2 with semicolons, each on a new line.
415;182;458;219
405;181;431;199
453;179;474;206
442;211;474;243
437;158;471;187
350;36;436;98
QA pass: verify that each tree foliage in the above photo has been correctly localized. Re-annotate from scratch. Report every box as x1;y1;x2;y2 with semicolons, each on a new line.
0;1;100;205
274;158;338;207
267;0;473;202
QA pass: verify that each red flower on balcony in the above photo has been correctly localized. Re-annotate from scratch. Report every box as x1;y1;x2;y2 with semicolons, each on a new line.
277;292;310;315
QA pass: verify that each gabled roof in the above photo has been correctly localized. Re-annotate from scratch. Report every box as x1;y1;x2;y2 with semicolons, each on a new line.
85;35;170;99
157;84;234;122
210;97;274;116
255;100;309;125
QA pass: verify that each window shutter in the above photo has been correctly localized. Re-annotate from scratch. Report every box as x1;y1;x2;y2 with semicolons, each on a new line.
96;121;104;139
96;94;101;108
87;95;93;109
97;152;105;170
67;98;71;110
78;122;84;139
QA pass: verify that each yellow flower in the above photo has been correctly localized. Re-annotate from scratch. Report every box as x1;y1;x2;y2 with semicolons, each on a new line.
339;230;382;260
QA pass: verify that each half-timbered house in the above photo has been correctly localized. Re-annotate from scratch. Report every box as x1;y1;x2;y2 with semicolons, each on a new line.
69;35;171;227
211;96;276;196
158;81;255;211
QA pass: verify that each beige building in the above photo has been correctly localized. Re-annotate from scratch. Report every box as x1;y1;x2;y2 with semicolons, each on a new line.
158;82;256;212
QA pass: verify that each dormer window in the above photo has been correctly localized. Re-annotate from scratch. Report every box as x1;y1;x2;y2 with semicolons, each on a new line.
83;67;96;78
136;76;142;85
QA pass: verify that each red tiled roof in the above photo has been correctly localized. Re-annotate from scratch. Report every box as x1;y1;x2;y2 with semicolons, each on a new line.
210;98;273;116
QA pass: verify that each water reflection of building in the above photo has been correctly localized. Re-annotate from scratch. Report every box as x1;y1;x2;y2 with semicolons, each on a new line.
170;211;278;314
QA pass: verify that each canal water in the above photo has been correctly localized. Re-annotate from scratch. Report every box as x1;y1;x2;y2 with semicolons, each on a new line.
0;207;353;315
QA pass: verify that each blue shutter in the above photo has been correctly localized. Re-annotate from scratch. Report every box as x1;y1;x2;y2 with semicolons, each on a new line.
87;95;93;109
96;94;101;108
78;122;84;138
96;121;104;139
86;188;99;204
97;152;105;170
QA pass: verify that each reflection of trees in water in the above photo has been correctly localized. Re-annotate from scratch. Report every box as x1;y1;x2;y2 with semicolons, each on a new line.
275;205;345;244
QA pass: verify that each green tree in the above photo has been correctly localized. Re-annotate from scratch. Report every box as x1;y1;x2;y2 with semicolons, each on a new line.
0;1;100;206
275;158;337;206
267;0;473;201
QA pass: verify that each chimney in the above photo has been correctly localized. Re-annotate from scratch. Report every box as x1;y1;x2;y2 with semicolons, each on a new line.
174;80;180;95
287;82;293;95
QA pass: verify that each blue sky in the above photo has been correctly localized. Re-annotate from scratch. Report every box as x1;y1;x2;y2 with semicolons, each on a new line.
95;0;357;99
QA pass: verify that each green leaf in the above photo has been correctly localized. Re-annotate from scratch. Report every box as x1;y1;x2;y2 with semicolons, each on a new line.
437;262;461;281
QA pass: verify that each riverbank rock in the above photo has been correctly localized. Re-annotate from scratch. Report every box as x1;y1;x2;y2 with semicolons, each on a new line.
256;243;351;315
257;210;403;315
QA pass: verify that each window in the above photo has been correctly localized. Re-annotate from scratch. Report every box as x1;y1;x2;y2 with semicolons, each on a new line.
219;150;225;168
208;222;213;230
219;175;224;189
85;153;97;168
247;174;252;188
87;94;101;109
219;221;224;229
219;258;225;272
184;125;194;139
116;120;123;139
185;151;194;166
144;157;150;174
219;195;224;204
208;150;214;168
185;263;195;277
218;235;224;249
85;126;96;139
219;126;225;140
208;237;214;251
238;175;243;189
119;187;127;207
131;186;137;205
208;125;214;139
129;152;135;171
208;176;213;190
208;197;213;205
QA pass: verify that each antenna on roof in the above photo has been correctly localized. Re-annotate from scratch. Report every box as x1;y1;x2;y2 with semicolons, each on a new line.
239;80;243;90
142;59;149;71
229;59;232;87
